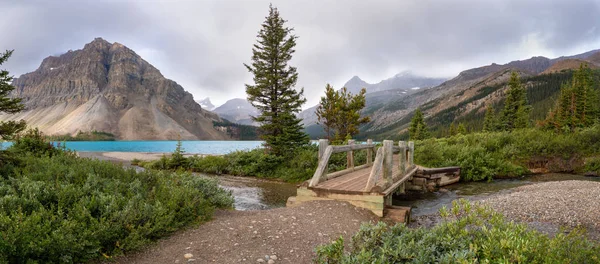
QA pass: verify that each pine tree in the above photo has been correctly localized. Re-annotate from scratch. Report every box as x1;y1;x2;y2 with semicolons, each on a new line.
316;85;369;143
482;105;497;132
409;108;429;140
335;87;369;142
457;123;467;135
0;50;26;140
541;63;599;132
449;122;457;136
244;5;308;155
316;84;338;140
500;71;530;131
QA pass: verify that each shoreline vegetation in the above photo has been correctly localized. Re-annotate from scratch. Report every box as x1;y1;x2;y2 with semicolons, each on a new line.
136;125;600;183
0;129;234;263
46;130;117;141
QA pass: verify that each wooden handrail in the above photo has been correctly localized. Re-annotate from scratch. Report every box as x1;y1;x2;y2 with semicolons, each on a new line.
310;139;376;187
330;143;375;153
309;145;333;187
364;147;385;192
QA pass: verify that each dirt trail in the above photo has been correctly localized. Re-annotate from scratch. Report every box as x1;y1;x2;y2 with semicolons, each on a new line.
109;201;379;264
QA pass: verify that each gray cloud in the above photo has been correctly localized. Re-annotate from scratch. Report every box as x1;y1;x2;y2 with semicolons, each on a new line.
1;0;600;107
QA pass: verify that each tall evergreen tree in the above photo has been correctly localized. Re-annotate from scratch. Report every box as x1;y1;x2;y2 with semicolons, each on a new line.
500;71;530;131
244;5;308;155
0;50;26;140
482;105;497;132
409;108;429;140
542;63;599;132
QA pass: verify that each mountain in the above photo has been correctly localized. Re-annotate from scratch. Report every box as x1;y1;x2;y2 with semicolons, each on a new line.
358;49;600;140
541;59;599;74
344;71;447;94
1;38;228;140
300;71;447;130
196;97;215;111
212;98;259;126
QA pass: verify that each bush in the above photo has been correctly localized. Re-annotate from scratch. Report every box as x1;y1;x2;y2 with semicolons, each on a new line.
189;155;230;175
0;137;233;263
9;128;64;157
140;143;376;182
315;199;600;263
584;156;600;175
414;126;600;181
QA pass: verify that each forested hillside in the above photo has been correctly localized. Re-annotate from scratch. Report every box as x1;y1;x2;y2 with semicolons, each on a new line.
357;69;598;140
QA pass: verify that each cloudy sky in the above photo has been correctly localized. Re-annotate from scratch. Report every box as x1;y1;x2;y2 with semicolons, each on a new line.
2;0;600;108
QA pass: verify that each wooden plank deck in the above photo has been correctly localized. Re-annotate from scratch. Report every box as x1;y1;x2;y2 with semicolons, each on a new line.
312;155;401;193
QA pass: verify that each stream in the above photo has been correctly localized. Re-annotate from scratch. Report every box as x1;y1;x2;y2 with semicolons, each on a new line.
210;173;600;214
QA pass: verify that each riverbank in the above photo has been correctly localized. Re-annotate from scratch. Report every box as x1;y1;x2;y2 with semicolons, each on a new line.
411;180;600;240
106;179;600;263
78;151;206;163
107;201;378;264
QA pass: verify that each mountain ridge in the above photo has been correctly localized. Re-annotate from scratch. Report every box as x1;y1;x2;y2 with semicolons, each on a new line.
2;37;228;140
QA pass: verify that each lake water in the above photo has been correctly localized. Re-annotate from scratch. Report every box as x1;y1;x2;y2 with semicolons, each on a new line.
1;140;264;155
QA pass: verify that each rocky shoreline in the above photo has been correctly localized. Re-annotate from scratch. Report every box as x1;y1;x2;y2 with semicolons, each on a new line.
411;180;600;240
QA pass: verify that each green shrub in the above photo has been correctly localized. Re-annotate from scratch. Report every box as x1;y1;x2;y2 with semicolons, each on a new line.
10;128;64;157
315;199;600;263
139;143;377;182
189;155;229;175
0;150;233;263
584;157;600;175
415;126;600;181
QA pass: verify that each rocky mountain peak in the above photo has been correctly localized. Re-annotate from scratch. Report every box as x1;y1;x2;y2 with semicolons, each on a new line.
196;97;216;111
3;38;227;140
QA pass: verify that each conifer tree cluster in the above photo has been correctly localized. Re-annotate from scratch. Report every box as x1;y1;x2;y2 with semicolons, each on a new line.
0;50;26;140
245;5;308;155
483;71;530;132
315;84;369;143
409;108;429;140
541;63;599;132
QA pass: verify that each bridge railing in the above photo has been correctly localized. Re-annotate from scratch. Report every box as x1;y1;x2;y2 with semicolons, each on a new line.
308;139;376;187
364;140;416;193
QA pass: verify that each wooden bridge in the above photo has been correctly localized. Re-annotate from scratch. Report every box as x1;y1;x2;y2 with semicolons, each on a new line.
287;139;460;220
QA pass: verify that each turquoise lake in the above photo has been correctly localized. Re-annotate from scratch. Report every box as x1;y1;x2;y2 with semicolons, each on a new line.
1;141;264;155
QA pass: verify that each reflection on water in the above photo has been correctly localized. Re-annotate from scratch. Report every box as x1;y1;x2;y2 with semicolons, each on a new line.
394;173;600;217
199;174;298;211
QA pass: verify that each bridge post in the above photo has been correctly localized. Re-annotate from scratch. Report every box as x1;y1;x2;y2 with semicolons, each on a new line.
408;141;415;168
347;140;355;169
318;139;329;163
318;139;329;179
383;140;393;189
366;139;373;165
398;141;407;174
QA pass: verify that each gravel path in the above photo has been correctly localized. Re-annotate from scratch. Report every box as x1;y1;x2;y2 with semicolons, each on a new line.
109;201;378;264
483;180;600;229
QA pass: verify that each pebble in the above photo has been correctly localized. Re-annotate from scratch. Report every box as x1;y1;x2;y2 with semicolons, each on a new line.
270;255;278;260
484;181;600;229
268;260;275;264
184;253;193;259
256;259;265;263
